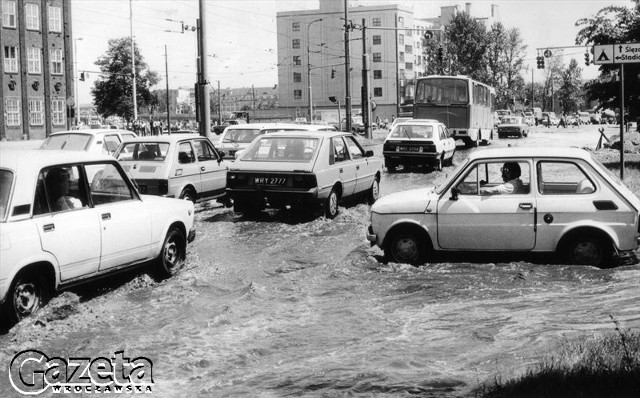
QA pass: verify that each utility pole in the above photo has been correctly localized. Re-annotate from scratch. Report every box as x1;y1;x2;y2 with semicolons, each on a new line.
361;18;371;139
307;18;323;122
343;0;352;133
217;80;221;125
198;0;211;138
129;0;137;121
165;45;170;134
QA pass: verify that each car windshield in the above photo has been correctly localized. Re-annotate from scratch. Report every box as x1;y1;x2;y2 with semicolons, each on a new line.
0;169;13;221
240;137;319;162
116;142;170;161
40;134;92;151
223;128;262;143
501;117;519;124
389;124;434;139
435;157;469;194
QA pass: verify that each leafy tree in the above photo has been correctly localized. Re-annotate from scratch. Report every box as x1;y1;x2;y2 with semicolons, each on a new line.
486;22;528;108
540;54;564;112
445;12;489;81
557;59;583;113
91;37;159;122
575;0;640;118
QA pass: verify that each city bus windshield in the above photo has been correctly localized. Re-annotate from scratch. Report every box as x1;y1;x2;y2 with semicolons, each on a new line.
415;78;469;105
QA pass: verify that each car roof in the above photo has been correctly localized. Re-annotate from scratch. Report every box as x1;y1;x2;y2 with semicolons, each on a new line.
253;130;348;139
468;147;591;161
48;129;135;137
0;148;114;172
394;119;442;126
224;122;292;130
120;134;203;144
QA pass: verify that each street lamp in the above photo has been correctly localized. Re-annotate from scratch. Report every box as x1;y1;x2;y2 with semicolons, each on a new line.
307;18;323;122
74;37;83;126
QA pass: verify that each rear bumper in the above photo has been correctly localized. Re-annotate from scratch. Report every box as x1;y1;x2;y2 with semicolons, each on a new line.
383;151;438;164
227;188;320;208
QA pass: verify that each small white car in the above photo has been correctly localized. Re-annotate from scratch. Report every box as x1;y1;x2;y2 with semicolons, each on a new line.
39;129;138;156
383;119;456;172
0;149;195;323
226;131;383;218
114;134;227;203
218;123;337;160
497;116;529;138
367;147;640;267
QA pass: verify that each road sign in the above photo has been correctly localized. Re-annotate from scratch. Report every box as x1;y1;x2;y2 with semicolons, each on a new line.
543;49;552;58
614;43;640;64
593;44;614;64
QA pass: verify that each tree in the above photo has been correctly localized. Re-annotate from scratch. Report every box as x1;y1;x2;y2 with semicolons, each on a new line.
486;23;528;108
575;0;640;118
557;59;583;113
91;37;159;122
446;12;489;81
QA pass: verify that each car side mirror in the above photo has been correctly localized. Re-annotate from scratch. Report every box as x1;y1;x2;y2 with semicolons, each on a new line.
218;151;226;159
449;187;459;201
365;150;374;157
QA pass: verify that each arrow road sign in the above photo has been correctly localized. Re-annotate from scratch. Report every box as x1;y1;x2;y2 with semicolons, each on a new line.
593;44;614;64
614;43;640;64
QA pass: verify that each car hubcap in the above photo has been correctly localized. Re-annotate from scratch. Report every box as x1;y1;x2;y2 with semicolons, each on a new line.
573;241;600;264
164;239;179;270
394;237;418;263
372;181;379;200
14;282;39;317
329;193;338;215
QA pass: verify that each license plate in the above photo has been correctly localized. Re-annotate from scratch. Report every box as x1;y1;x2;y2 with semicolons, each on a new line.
254;176;287;186
399;146;420;152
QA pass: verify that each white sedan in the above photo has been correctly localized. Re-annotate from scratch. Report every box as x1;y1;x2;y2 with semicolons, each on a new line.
368;147;640;267
0;149;195;324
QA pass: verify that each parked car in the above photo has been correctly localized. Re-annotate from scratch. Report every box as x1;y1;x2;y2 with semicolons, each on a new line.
523;112;536;126
39;129;138;156
383;119;456;172
226;131;383;218
497;116;529;138
0;149;196;323
218;123;337;160
541;112;559;127
577;112;591;125
212;119;247;135
495;109;511;124
367;147;640;267
114;134;228;203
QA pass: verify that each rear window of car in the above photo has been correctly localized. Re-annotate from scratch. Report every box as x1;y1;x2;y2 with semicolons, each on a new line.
117;142;170;161
241;137;319;162
223;128;262;143
389;124;434;139
0;169;14;221
41;134;92;151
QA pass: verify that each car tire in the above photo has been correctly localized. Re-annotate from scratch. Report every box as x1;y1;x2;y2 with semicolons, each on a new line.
435;154;443;171
367;178;380;205
179;187;196;203
386;160;398;173
155;228;186;279
385;230;424;265
324;187;339;219
6;271;49;323
564;234;611;267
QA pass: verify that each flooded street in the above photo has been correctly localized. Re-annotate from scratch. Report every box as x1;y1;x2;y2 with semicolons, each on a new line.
1;125;639;397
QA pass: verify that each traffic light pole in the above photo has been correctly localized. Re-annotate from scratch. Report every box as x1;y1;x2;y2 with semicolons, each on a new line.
343;0;352;134
361;19;371;139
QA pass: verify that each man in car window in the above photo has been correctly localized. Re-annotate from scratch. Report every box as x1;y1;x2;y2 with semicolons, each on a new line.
46;168;82;211
480;162;523;195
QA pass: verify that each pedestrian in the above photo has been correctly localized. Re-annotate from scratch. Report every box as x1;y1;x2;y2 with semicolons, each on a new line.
376;116;380;129
558;113;566;128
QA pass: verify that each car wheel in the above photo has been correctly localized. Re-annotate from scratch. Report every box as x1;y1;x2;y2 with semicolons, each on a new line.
564;234;611;267
367;178;380;205
6;271;49;323
385;230;423;265
179;187;196;203
324;187;339;219
435;154;443;171
447;149;456;166
155;228;186;278
386;160;397;173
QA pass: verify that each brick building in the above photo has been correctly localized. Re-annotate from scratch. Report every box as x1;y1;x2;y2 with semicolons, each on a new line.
1;0;74;141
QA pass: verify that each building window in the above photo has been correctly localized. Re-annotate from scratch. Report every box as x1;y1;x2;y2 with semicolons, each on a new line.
292;39;300;49
52;99;65;125
293;72;301;82
25;3;39;30
51;49;64;74
398;16;404;28
372;17;381;27
4;98;20;126
372;35;381;45
373;53;381;62
399;52;404;62
294;90;302;99
405;62;413;70
399;34;404;45
29;99;44;126
405;29;412;36
374;88;382;97
373;70;382;79
2;0;16;28
3;46;18;73
292;22;300;31
405;45;413;54
48;5;62;32
293;56;301;66
27;47;41;74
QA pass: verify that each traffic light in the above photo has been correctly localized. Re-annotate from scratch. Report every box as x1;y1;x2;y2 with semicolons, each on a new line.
437;47;443;62
331;68;336;79
584;52;590;66
536;56;545;69
79;72;85;81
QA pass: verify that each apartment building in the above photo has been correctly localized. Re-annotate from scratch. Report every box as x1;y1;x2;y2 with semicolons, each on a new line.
1;0;74;140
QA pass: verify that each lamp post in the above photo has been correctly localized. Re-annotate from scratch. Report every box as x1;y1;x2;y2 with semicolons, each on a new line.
307;18;323;122
73;37;82;126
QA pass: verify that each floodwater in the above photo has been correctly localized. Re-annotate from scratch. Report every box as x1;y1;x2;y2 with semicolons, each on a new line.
1;125;638;397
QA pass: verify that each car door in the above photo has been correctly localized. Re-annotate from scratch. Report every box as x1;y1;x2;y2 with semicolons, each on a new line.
440;125;455;158
174;141;202;196
330;136;357;197
85;162;152;271
192;138;226;199
344;135;374;194
437;160;536;250
32;165;102;281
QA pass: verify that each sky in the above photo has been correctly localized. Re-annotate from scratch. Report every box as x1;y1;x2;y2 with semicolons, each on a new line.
72;0;635;106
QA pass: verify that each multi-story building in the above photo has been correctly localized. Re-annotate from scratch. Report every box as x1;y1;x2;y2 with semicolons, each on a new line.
1;0;74;141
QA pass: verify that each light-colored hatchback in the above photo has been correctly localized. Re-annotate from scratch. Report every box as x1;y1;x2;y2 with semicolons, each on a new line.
39;129;138;155
368;147;640;267
115;134;227;203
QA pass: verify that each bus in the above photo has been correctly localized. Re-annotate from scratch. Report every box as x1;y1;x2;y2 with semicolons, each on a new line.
414;75;495;148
